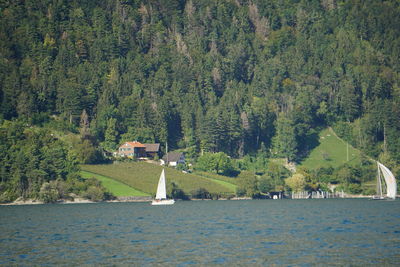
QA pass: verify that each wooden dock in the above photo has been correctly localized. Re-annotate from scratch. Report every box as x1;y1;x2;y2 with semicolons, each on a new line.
290;191;345;199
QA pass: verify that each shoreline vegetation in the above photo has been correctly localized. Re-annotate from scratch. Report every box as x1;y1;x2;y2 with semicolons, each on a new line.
1;195;378;206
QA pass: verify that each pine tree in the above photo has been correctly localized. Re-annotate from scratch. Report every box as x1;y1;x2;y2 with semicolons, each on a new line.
102;118;118;152
272;114;297;162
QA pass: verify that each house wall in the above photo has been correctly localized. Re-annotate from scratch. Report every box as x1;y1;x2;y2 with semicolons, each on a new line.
118;147;134;157
118;146;146;157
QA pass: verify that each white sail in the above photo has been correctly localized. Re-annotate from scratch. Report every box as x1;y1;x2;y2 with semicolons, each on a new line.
377;162;397;199
376;162;383;197
155;169;167;200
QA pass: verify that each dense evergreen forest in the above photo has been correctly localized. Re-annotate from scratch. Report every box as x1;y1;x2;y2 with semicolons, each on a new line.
1;0;399;201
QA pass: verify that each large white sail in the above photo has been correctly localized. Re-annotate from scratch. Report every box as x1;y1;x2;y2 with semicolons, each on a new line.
378;162;397;199
155;169;167;200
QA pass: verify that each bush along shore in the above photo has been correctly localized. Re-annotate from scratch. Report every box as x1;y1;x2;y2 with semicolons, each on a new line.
0;195;154;205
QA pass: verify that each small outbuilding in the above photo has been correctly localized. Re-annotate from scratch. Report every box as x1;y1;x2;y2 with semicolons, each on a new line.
161;152;185;167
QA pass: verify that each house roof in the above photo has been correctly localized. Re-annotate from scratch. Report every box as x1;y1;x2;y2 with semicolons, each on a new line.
162;152;184;162
144;143;160;152
120;141;146;148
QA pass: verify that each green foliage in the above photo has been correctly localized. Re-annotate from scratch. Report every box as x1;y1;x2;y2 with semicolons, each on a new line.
237;151;269;175
39;179;71;203
101;118;118;152
333;164;363;190
346;183;362;194
74;139;103;164
39;181;60;203
0;121;80;201
84;186;105;202
258;177;274;194
176;163;187;172
120;127;155;144
195;152;237;176
295;161;377;195
261;161;290;191
81;177;114;201
272;115;297;162
169;182;189;200
236;171;259;198
285;173;307;193
190;188;211;199
0;120;110;202
1;0;400;197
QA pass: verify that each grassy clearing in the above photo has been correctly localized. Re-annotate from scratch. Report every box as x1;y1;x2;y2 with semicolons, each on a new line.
196;175;237;191
81;170;149;197
300;128;362;170
203;178;237;192
194;171;237;189
81;162;234;195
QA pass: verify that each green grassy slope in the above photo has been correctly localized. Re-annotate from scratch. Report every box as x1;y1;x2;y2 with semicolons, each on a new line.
205;178;236;191
81;162;234;195
300;128;362;169
193;172;238;185
81;171;150;197
194;172;237;189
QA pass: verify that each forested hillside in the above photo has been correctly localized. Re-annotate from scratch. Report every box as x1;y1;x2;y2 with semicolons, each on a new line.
1;0;399;200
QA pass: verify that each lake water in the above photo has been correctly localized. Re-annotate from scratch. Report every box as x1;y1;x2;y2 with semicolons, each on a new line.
1;199;400;266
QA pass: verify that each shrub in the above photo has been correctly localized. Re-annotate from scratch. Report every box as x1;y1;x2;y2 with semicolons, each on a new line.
236;186;246;197
74;139;103;164
347;183;362;194
190;188;211;199
195;152;238;176
258;177;274;194
210;192;221;200
176;163;187;171
169;182;189;200
285;173;307;192
39;182;60;203
236;171;259;197
84;186;105;202
361;186;375;196
0;190;18;203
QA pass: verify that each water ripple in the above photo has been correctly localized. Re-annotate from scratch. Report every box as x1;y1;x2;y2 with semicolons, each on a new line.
1;200;400;265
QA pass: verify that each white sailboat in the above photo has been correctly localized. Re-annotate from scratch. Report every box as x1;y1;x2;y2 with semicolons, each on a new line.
372;162;397;200
151;169;175;205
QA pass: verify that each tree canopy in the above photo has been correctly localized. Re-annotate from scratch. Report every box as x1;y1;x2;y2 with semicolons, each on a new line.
1;0;400;199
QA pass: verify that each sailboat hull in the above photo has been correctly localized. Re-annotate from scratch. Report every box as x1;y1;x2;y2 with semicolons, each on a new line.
371;195;385;200
151;199;175;205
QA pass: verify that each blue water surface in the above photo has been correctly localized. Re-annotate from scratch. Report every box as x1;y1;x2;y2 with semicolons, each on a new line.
1;199;400;265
